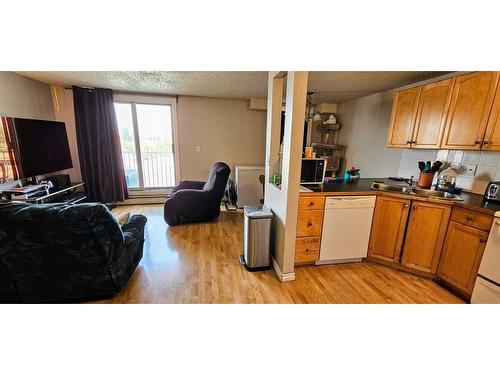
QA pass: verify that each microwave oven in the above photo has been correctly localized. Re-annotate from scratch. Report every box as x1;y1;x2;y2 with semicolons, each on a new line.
300;158;327;184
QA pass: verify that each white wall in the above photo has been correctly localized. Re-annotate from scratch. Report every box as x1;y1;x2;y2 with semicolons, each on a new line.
337;91;402;178
264;72;308;279
0;72;55;189
51;86;83;183
177;96;267;181
0;72;54;120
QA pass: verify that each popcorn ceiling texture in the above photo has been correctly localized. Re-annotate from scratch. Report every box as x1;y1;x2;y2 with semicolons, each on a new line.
17;71;450;103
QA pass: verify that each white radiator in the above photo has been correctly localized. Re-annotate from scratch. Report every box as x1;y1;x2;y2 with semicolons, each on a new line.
235;165;265;207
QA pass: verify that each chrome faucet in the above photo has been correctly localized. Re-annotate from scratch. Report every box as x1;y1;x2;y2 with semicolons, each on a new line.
405;176;415;187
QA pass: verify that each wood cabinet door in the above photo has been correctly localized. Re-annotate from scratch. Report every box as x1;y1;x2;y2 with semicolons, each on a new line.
368;196;411;263
412;78;454;149
386;87;421;148
400;201;452;274
441;71;499;150
438;221;488;295
483;82;500;151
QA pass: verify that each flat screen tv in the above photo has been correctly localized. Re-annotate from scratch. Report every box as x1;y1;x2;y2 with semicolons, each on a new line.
0;117;73;183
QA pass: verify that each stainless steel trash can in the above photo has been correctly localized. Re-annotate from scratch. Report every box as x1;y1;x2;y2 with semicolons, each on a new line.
242;206;273;271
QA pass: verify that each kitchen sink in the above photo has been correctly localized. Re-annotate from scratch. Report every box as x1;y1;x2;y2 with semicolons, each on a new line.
411;188;463;201
370;182;411;194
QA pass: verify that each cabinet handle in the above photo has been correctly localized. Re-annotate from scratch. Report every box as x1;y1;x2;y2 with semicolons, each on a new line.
466;216;473;221
305;248;310;252
482;141;489;145
412;206;417;210
404;204;409;208
474;140;482;145
480;238;487;243
309;202;315;206
307;222;313;227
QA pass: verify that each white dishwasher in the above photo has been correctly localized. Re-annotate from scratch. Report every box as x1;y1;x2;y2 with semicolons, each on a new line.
316;196;376;265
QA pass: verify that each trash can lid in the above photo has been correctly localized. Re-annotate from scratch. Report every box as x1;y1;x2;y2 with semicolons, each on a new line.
244;206;273;219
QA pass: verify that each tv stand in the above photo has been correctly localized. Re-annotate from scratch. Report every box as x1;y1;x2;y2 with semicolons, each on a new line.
10;183;86;204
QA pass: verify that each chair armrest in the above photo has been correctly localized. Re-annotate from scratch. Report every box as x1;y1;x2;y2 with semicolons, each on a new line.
171;180;205;193
122;214;147;245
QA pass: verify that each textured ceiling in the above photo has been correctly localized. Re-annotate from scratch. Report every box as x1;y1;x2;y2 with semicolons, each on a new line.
17;71;451;103
308;71;451;103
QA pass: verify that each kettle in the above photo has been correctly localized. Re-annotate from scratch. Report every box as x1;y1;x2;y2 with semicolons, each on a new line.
436;167;457;192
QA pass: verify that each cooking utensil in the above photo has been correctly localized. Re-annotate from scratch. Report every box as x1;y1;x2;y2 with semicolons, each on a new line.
418;161;426;172
430;161;443;173
425;161;431;172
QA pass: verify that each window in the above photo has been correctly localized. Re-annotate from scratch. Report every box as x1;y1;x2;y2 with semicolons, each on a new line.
114;95;179;190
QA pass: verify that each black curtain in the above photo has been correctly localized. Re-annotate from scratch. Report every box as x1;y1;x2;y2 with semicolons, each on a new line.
73;86;128;203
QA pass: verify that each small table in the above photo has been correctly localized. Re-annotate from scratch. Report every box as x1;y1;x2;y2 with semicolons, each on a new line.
24;182;86;204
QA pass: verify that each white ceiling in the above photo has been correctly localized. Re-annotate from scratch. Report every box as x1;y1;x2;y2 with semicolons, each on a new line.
17;71;451;103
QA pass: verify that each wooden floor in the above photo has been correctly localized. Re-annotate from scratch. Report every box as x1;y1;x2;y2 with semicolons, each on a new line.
93;204;463;304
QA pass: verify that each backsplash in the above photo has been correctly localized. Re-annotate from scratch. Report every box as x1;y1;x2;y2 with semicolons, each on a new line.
398;149;500;195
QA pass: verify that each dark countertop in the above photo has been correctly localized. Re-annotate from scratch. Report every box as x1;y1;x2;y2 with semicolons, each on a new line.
301;178;500;214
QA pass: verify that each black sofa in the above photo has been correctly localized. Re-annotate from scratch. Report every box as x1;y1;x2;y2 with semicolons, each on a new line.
0;202;146;303
164;162;230;225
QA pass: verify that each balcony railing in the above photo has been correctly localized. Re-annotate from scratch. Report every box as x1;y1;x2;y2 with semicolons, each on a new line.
122;151;175;189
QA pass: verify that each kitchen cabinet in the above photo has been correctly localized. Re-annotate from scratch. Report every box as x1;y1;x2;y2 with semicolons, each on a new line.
386;87;421;148
295;196;324;265
400;201;452;274
412;78;454;149
483;82;500;151
295;237;320;265
438;220;489;296
441;71;499;150
368;196;411;263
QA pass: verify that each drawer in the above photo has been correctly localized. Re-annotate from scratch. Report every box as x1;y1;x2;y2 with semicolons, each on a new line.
451;207;494;232
296;210;324;237
299;196;325;211
295;236;320;264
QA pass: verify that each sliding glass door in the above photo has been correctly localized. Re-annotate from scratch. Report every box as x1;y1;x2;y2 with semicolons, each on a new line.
114;96;178;190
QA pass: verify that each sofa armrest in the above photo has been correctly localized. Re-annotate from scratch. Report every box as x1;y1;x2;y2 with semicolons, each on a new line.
122;214;147;245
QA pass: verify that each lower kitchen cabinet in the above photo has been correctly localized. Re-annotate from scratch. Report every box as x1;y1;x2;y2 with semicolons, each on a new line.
400;201;452;274
295;236;320;265
438;221;489;296
368;196;411;263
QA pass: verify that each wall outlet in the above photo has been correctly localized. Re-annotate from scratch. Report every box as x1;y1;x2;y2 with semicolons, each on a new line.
455;163;477;176
195;145;201;152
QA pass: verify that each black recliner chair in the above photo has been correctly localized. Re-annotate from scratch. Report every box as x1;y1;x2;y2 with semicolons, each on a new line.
164;162;231;225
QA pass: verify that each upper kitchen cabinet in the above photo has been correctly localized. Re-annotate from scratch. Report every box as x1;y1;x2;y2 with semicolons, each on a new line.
411;78;454;149
386;86;421;148
482;82;500;151
441;71;499;150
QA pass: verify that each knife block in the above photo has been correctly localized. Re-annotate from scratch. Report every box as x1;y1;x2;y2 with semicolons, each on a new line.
418;172;435;189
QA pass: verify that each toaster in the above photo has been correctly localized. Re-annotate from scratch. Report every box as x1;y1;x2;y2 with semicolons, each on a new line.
484;181;500;202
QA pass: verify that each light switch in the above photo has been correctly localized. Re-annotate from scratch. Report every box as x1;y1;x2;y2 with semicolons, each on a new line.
196;145;201;152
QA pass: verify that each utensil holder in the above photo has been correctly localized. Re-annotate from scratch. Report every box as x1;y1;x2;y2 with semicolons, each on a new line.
418;172;435;189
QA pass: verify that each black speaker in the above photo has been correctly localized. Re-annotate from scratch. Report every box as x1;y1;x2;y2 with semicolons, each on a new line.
46;174;71;190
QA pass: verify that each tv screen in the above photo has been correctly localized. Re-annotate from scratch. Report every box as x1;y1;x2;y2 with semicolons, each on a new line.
0;117;72;182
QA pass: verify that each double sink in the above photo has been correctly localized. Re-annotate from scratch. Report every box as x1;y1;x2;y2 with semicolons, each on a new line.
371;182;463;201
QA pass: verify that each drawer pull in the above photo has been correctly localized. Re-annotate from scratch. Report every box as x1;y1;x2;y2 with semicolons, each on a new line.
309;202;315;206
307;222;313;227
466;216;473;221
480;238;487;243
305;248;310;252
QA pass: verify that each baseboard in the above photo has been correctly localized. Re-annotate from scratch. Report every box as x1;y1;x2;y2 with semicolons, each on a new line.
272;256;295;283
